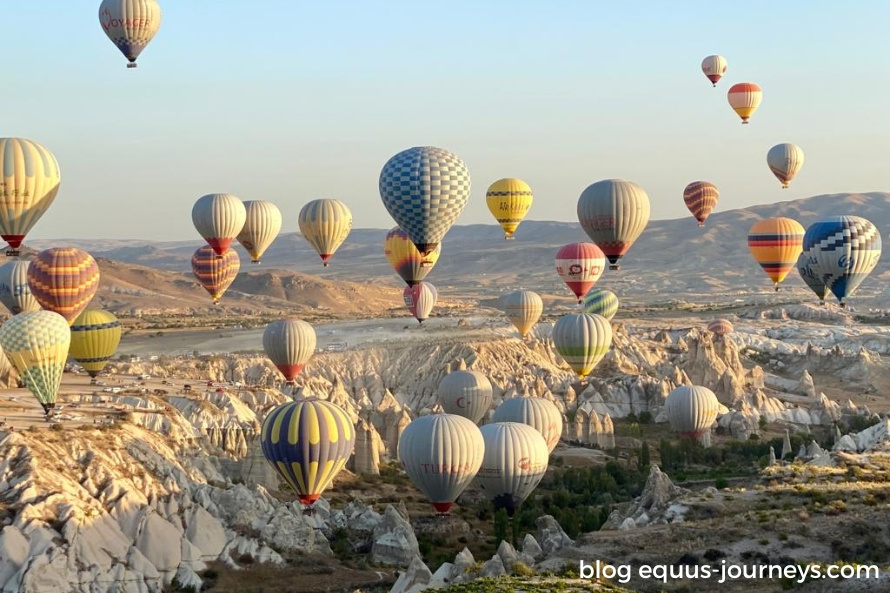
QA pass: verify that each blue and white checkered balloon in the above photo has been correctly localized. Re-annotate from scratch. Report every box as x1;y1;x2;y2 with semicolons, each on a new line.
379;147;471;254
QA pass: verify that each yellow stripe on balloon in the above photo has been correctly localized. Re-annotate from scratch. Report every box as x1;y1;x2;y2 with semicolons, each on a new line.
291;461;308;494
307;404;321;445
288;402;304;445
306;460;319;493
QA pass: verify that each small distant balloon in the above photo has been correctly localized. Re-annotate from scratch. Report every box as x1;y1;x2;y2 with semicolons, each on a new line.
502;290;543;338
404;282;437;324
683;181;719;226
99;0;162;68
707;319;734;335
727;83;762;124
767;143;805;189
701;55;728;87
486;178;533;240
298;199;353;267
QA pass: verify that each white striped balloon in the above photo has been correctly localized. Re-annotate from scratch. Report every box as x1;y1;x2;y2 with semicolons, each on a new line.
262;317;316;383
237;201;282;263
476;422;549;515
439;370;493;425
577;179;650;270
404;282;437;323
0;138;61;256
192;193;247;256
298;199;353;267
502;290;543;338
491;396;563;453
665;385;720;438
0;260;42;315
767;143;805;189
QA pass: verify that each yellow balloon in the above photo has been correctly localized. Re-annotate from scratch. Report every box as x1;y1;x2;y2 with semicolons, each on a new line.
747;217;805;289
486;178;533;240
69;309;122;378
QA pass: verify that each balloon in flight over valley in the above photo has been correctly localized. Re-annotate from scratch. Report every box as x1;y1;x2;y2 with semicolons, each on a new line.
577;179;651;271
485;178;533;240
555;242;605;303
403;282;437;324
298;199;353;267
747;217;805;291
438;370;494;425
502;290;543;338
700;54;728;86
263;317;317;384
796;252;827;305
192;193;247;257
397;413;484;514
383;227;441;286
802;215;882;309
98;0;162;68
552;313;613;380
0;310;71;416
236;200;282;264
260;398;355;510
581;288;619;321
69;309;122;381
665;385;721;442
27;247;101;324
491;396;563;453
0;138;61;257
0;260;42;315
682;181;719;226
476;422;549;516
707;319;734;336
767;143;805;189
379;146;471;257
191;245;240;304
727;82;762;124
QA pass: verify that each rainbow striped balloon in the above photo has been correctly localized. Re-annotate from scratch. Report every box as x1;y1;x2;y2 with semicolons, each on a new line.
682;181;719;226
747;217;804;290
261;398;356;507
27;247;100;324
191;245;240;304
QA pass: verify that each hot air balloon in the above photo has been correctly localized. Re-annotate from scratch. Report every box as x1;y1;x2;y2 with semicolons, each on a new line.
577;179;650;270
683;181;719;226
0;138;61;256
27;248;100;324
747;217;805;291
398;413;484;514
476;422;549;516
502;290;543;338
298;199;353;267
552;313;613;380
191;246;240;304
99;0;162;68
404;282;437;324
665;385;720;441
707;319;734;335
701;55;728;87
491;396;563;453
797;252;827;305
767;143;805;189
727;82;762;124
581;288;619;321
486;178;533;240
236;201;282;264
0;310;70;416
0;261;41;315
263;317;317;384
379;146;471;257
384;227;441;285
555;243;605;303
802;216;882;309
439;370;493;425
69;309;122;382
261;398;355;511
192;193;246;257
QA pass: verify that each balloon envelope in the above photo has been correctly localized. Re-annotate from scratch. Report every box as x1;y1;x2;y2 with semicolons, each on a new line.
69;309;122;377
0;310;70;413
192;194;246;256
237;201;282;263
577;179;650;270
397;413;484;513
796;252;827;303
191;246;240;304
767;143;805;189
263;317;316;383
683;181;719;226
802;216;882;307
727;82;762;124
0;261;42;315
581;288;619;321
665;385;720;438
0;138;61;255
379;146;470;256
486;178;533;239
491;397;563;453
707;319;734;335
701;55;728;86
27;247;101;324
384;227;441;286
261;398;356;506
439;370;493;424
476;422;549;516
404;282;437;323
99;0;162;67
502;290;543;337
747;217;805;288
298;199;353;266
555;243;605;303
552;313;613;380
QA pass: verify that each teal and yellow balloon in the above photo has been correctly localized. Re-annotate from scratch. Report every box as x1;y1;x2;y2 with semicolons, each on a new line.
261;398;356;507
0;310;71;415
69;309;122;379
581;288;618;321
552;313;613;379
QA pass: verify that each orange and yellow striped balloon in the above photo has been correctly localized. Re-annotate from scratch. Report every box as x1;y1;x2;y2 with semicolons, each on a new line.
747;217;804;290
27;247;100;324
191;246;240;304
383;227;441;286
727;82;762;124
682;181;719;226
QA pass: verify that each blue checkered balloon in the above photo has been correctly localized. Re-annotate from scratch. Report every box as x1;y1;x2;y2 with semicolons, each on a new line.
379;147;471;255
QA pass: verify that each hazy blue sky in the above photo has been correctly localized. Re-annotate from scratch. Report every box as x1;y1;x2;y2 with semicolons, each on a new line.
4;1;888;241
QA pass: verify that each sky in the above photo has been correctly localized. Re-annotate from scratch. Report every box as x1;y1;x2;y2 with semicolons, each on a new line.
3;1;889;241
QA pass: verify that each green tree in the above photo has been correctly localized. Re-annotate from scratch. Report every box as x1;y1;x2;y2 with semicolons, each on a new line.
639;442;651;471
494;508;509;543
